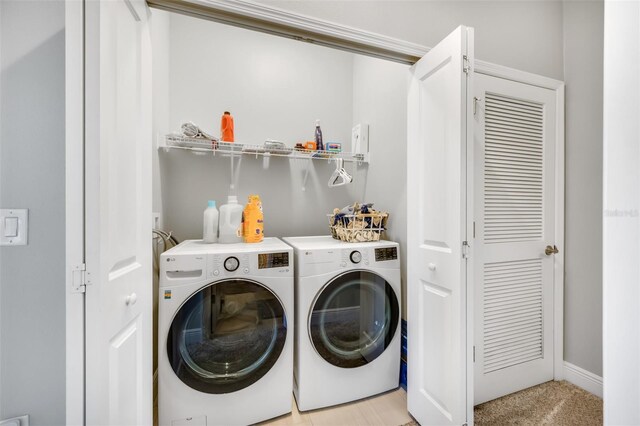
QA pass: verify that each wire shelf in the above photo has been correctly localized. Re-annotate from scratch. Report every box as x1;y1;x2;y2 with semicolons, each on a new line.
162;134;368;164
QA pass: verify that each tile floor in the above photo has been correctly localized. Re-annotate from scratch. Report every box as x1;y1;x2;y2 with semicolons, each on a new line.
258;388;413;426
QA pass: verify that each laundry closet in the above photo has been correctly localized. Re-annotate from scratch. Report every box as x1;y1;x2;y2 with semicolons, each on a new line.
75;1;565;425
147;7;410;426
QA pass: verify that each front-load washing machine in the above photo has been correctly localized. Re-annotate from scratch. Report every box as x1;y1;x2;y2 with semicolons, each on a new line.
158;238;293;426
282;236;401;411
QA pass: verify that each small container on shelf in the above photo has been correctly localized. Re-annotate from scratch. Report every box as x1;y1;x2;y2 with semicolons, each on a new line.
327;142;342;153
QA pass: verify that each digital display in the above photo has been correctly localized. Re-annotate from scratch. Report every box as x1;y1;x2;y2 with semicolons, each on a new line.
375;247;398;262
258;252;290;269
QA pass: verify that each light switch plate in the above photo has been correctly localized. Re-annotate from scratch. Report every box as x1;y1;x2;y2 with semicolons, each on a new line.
0;415;29;426
0;209;28;246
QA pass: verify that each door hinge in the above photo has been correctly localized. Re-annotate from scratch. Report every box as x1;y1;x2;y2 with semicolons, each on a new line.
70;263;87;293
463;55;471;74
473;97;482;116
473;346;476;362
462;241;470;259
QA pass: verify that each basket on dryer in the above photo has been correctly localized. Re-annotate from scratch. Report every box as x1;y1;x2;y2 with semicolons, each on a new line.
328;204;388;243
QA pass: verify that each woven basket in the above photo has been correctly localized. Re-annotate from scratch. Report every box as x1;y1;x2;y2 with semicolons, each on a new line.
328;212;388;243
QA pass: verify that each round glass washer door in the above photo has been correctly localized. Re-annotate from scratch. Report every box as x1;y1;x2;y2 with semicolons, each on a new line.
167;279;287;394
309;270;399;368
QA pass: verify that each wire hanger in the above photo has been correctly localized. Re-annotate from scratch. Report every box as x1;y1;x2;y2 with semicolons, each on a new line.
328;158;353;187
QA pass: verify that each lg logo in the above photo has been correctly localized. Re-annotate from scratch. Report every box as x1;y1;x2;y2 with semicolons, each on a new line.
166;257;176;262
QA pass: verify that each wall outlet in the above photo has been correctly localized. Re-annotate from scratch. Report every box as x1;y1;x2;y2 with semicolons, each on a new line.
152;212;162;230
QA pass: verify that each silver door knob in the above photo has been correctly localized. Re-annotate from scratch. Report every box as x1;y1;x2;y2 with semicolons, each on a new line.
125;292;138;306
545;245;559;256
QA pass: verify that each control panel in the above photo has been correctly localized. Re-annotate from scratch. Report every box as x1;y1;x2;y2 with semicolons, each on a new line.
258;252;289;269
206;251;291;279
375;246;398;262
160;241;293;286
341;248;370;267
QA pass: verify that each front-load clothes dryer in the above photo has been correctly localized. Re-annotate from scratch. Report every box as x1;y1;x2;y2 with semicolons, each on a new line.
282;236;401;411
158;238;293;426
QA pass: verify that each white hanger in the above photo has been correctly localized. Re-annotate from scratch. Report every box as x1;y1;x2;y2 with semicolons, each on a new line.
328;158;353;187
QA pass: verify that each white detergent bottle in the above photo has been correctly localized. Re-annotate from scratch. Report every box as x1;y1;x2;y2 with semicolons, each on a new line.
219;195;244;243
203;200;219;243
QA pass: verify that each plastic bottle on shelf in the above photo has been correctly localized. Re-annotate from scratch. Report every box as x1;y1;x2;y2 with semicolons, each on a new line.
218;195;244;243
243;195;264;243
220;111;235;142
315;119;324;151
203;200;219;243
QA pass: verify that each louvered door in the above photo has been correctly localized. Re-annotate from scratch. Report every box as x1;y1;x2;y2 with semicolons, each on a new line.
473;73;557;404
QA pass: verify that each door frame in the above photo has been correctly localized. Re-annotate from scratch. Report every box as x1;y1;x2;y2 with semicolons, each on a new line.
65;0;565;423
65;0;86;424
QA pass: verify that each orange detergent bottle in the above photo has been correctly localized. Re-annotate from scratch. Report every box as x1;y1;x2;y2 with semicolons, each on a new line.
220;111;234;142
243;195;264;243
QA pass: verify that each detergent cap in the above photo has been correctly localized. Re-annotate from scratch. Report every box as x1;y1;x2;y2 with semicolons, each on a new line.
207;200;216;208
227;195;238;204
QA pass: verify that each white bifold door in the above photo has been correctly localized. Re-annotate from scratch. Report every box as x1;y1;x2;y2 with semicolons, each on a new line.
473;73;557;404
407;25;474;426
84;0;153;424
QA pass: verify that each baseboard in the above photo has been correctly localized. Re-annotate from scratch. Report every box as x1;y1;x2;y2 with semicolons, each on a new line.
563;361;603;398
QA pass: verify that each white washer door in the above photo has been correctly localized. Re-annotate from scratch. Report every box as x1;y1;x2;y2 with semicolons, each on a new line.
167;279;287;393
309;270;400;368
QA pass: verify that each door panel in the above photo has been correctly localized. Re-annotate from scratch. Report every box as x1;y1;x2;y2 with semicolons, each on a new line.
85;0;153;424
407;25;474;426
474;73;556;405
109;316;143;424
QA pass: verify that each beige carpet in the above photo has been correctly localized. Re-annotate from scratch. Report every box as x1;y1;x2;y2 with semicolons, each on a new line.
475;381;602;425
402;380;602;426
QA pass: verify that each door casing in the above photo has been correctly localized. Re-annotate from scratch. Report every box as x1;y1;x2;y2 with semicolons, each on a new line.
65;1;565;423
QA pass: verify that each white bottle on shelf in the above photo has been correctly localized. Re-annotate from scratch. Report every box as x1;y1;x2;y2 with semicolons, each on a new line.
203;200;219;243
219;195;244;244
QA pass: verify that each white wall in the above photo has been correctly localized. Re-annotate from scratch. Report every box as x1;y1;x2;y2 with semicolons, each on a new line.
352;55;409;317
562;0;604;378
168;13;354;145
603;0;640;423
0;1;66;424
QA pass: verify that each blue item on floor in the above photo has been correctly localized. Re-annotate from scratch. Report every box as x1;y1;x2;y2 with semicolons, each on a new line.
400;319;407;390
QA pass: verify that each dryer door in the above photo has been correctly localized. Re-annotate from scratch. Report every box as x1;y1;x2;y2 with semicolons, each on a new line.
309;270;400;368
167;279;287;393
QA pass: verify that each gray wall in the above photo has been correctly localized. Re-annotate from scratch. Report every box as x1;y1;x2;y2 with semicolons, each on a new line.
352;55;409;317
167;13;355;146
563;0;604;377
0;0;66;424
258;0;564;80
